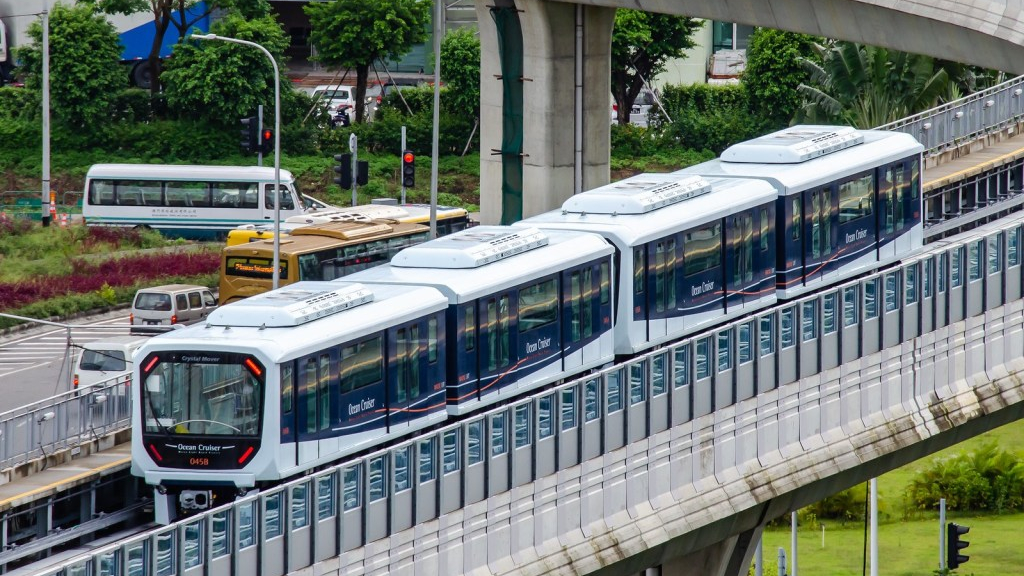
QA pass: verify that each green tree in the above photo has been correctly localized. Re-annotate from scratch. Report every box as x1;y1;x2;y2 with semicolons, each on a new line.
305;0;430;124
160;12;289;127
611;10;701;125
16;3;126;130
82;0;263;94
795;40;949;128
440;27;480;121
742;28;817;129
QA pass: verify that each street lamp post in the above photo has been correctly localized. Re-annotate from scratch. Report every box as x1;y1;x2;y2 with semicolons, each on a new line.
192;33;283;289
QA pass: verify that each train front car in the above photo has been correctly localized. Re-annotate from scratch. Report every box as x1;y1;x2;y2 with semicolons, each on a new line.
347;226;616;415
677;125;924;300
131;281;449;524
521;173;778;355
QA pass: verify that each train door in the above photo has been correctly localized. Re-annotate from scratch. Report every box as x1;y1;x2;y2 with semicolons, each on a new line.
803;185;839;286
644;238;674;343
777;195;804;299
836;171;877;273
478;292;517;404
516;275;561;387
450;302;480;411
336;335;387;441
754;204;776;300
725;211;754;311
280;362;298;469
985;232;1004;311
680;221;725;329
297;352;333;465
387;319;439;431
1007;225;1022;303
562;261;608;371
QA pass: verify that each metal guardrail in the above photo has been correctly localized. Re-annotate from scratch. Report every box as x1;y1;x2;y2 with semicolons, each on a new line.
0;377;130;471
878;75;1024;156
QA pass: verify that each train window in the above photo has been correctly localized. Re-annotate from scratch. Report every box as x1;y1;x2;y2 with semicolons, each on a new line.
570;272;582;342
654;238;678;312
738;322;752;364
733;214;753;285
759;316;775;356
607;369;623;413
630;363;646;404
717;331;732;372
585;379;600;420
396;326;421;402
394;446;411;492
938;253;947;293
343;465;361;511
281;364;293;414
810;188;833;259
1009;227;1021;267
781;307;795;348
600;261;611;304
760;208;770;251
839;172;873;222
885;272;899;312
464;305;476;351
791;197;802;241
652;353;667;395
674;345;689;387
490;414;507;456
988;234;1002;274
843;286;859;327
633;249;645;295
318;354;330;431
864;278;879;319
801;301;817;342
696;337;710;379
685;223;722;276
317;475;335;520
486;296;511;371
340;337;382;394
419;437;436;482
238;502;256;548
291;483;309;529
467;422;483;465
562;388;578;430
304;358;317;434
924;260;933;298
905;265;919;304
265;492;283;539
881;167;895;234
519;278;558;332
369;456;387;501
968;241;982;281
893;164;908;231
211;511;229;558
443;430;460;474
583;267;595;338
952;246;964;287
428;317;438;363
538;395;553;438
514;404;532;448
823;293;837;334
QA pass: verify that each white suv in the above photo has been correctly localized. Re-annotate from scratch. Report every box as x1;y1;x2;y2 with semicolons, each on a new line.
311;85;356;116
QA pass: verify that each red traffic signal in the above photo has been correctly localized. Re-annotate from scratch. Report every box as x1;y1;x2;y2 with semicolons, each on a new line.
259;129;274;154
401;150;415;188
403;152;414;164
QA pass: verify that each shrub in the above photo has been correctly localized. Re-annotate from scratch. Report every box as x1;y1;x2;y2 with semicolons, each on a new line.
906;442;1024;512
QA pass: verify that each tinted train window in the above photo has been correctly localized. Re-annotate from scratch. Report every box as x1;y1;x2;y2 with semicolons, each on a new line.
395;326;420;403
685;223;722;277
281;364;293;414
839;172;873;223
318;354;330;431
654;238;678;312
486;297;511;371
791;197;802;240
519;278;557;332
633;249;645;295
428;318;438;363
810;188;832;258
733;214;753;285
304;358;317;434
464;305;475;351
340;337;382;394
760;208;770;251
600;261;611;304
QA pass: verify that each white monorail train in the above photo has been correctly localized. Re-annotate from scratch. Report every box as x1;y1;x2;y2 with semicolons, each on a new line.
131;126;925;522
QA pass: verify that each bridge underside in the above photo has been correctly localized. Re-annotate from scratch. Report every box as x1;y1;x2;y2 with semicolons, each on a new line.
475;0;1024;224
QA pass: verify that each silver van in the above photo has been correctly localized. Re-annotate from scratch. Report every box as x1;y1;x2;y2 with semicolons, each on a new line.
130;284;217;332
74;335;149;392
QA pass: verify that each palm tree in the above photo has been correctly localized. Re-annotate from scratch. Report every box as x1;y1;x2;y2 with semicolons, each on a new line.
794;41;949;128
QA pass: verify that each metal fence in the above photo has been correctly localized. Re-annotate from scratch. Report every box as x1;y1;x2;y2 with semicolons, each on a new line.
0;377;131;471
878;75;1024;156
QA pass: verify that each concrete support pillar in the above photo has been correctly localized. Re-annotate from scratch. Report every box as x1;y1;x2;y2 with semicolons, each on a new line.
660;525;765;576
476;0;614;225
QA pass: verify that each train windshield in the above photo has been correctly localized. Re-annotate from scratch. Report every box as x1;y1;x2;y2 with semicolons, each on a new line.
141;352;264;436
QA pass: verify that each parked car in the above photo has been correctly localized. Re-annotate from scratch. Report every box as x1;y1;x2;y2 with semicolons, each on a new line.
130;284;217;333
611;88;657;127
311;85;356;122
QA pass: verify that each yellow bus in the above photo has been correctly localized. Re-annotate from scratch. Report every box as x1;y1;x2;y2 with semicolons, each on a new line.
219;219;430;304
225;203;472;247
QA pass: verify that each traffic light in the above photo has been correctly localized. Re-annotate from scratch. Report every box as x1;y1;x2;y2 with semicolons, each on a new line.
258;128;273;154
357;160;369;186
401;150;415;187
334;153;352;189
240;116;258;153
947;522;970;569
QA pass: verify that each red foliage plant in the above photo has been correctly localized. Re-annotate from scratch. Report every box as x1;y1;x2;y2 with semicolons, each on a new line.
0;250;219;311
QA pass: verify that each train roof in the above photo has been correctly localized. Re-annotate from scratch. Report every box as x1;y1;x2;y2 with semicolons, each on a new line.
345;227;613;302
519;173;776;246
84;163;296;183
136;281;447;362
675;126;923;193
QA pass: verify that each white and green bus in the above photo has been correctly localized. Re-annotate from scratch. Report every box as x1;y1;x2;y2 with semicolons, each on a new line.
82;164;333;239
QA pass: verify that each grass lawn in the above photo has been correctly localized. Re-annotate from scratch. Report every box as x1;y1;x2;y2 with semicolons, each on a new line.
756;418;1024;575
